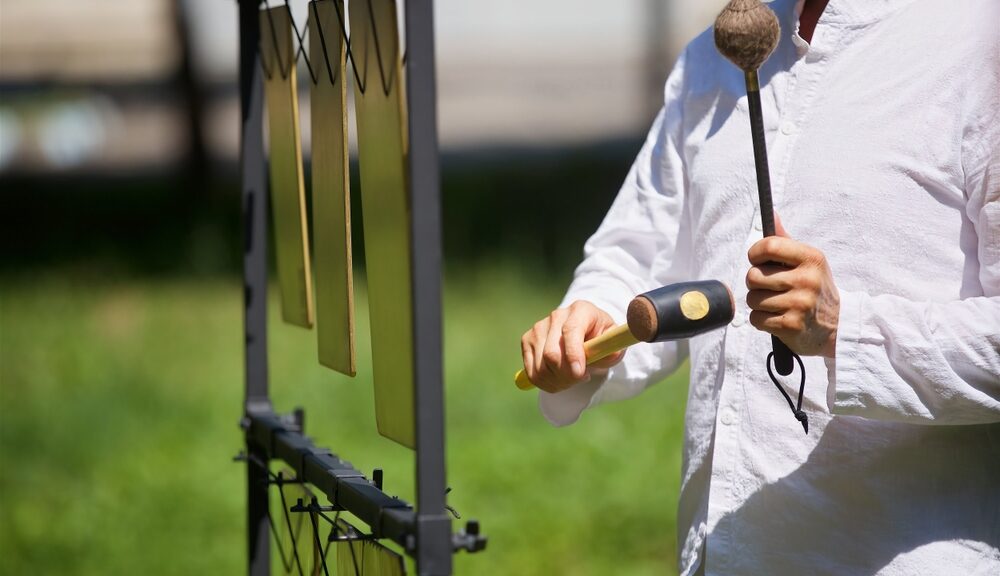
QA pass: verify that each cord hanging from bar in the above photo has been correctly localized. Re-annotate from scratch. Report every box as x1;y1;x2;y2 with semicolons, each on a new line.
276;472;308;576
263;467;366;576
260;4;285;80
362;0;398;96
310;0;339;85
259;0;403;97
285;0;319;84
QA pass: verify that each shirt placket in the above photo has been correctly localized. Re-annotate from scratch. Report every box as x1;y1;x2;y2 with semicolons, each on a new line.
703;24;839;575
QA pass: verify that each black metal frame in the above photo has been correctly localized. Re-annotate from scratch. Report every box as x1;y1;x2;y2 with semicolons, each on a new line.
237;1;482;574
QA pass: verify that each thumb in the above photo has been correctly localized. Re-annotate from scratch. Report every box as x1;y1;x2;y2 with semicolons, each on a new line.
773;211;791;238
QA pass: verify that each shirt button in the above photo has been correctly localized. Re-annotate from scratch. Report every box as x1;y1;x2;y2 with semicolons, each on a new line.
720;407;735;426
732;314;745;327
780;121;795;135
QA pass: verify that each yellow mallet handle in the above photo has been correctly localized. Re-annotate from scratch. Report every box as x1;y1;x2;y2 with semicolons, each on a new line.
514;323;639;390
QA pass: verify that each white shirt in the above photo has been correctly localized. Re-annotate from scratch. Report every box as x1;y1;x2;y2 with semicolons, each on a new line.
539;0;1000;574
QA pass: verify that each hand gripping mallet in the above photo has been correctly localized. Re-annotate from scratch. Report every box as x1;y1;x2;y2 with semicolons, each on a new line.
713;0;797;378
515;280;735;390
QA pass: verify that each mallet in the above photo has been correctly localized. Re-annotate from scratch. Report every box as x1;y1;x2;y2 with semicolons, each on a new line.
514;280;735;390
714;0;795;376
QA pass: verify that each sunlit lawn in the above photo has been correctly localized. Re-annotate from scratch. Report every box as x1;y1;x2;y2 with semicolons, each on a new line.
1;266;688;575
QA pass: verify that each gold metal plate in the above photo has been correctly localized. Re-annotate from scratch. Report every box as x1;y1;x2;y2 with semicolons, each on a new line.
334;519;406;575
309;0;356;376
261;6;314;327
679;290;710;321
349;0;414;448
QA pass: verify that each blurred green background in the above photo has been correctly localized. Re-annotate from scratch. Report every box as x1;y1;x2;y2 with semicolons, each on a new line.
0;1;724;573
0;152;690;575
0;262;689;575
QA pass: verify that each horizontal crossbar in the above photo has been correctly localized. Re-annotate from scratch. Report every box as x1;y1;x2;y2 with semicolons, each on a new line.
245;408;418;551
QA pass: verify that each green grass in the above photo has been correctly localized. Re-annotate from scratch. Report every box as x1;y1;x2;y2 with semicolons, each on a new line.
0;266;688;575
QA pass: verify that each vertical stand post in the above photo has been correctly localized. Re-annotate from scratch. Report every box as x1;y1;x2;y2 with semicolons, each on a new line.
239;1;272;575
405;1;452;575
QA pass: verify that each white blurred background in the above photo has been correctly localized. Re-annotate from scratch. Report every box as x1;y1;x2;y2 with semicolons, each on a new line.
0;0;729;175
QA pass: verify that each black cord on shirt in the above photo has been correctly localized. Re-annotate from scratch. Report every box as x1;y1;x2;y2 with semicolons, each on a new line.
767;351;809;434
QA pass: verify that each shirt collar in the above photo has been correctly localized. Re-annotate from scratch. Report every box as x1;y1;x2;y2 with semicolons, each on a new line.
771;0;918;26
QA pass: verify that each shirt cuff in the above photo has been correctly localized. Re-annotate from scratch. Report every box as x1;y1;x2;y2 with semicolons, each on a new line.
825;289;872;414
538;375;607;427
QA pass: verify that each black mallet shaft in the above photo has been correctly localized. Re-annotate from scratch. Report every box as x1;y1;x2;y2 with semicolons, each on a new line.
714;0;795;376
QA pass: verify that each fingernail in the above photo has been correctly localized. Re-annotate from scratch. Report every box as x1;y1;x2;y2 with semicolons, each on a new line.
572;361;584;375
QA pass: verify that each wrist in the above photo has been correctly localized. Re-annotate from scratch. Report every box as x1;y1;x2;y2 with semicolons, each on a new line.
822;328;838;358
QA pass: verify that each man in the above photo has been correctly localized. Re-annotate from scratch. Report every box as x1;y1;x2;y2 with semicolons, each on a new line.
519;0;1000;574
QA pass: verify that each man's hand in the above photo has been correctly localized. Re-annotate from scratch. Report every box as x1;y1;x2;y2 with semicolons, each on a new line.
746;214;840;357
520;301;625;393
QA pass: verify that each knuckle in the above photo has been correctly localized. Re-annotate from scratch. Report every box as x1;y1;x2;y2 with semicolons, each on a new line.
762;237;781;254
542;346;562;366
809;247;826;264
598;308;614;323
800;292;817;310
531;324;547;340
787;292;806;311
802;273;821;291
782;313;803;332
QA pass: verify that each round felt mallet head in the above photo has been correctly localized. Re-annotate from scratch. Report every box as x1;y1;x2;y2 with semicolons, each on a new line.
714;0;781;72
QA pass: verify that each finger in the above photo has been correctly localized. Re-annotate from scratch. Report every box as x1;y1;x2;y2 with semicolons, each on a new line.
528;319;549;383
540;310;570;375
749;309;786;335
773;211;790;238
746;264;795;291
520;333;535;383
746;289;790;313
748;236;812;267
590;349;625;370
749;309;805;338
561;313;593;380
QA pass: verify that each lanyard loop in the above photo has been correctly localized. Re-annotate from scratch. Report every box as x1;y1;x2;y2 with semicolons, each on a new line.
766;351;808;434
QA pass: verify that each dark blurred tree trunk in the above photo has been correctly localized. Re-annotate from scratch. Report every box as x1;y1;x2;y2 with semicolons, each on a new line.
173;0;208;194
645;0;671;119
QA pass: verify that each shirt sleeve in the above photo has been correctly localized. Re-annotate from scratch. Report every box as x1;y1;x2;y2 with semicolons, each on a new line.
826;108;1000;425
539;50;693;426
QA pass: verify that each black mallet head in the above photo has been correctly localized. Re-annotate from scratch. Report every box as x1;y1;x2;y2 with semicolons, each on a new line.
627;280;735;343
